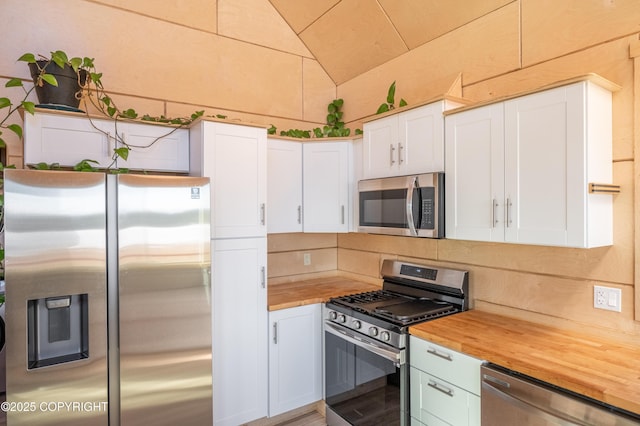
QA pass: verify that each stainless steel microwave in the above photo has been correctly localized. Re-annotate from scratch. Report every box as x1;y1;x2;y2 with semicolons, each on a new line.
358;173;444;238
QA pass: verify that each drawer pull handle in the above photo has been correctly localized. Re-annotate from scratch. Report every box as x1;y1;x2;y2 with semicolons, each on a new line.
427;347;453;361
428;380;454;397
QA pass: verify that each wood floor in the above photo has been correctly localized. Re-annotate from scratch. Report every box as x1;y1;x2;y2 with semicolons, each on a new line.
277;411;326;426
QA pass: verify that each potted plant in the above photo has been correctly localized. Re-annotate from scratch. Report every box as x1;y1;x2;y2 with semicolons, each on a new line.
23;50;96;111
0;50;102;149
2;50;205;171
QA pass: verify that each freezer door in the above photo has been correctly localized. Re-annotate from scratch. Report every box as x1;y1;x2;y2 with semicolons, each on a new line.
114;174;212;425
4;169;108;426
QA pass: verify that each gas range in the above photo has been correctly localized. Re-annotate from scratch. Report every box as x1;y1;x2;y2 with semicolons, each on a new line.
325;259;469;349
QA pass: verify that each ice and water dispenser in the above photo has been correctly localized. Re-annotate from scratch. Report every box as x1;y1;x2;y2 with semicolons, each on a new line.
27;294;89;368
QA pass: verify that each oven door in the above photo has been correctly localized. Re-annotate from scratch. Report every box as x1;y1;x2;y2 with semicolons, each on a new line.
324;321;408;426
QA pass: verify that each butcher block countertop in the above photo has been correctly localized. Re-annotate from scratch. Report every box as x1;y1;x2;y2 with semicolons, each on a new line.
409;310;640;416
268;276;379;311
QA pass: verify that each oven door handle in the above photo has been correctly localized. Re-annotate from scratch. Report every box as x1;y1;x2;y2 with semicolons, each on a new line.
406;176;418;236
325;322;404;366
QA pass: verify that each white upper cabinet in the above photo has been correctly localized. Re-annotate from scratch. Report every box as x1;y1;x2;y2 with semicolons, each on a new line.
445;103;505;243
190;120;267;239
446;79;616;248
363;99;464;179
24;111;119;169
24;109;190;172
267;138;353;234
117;121;189;172
267;139;303;234
303;141;351;233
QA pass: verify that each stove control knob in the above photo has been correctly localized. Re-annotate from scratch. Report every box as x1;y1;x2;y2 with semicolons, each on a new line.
329;311;337;321
353;320;362;329
338;314;347;323
380;331;391;342
368;326;379;337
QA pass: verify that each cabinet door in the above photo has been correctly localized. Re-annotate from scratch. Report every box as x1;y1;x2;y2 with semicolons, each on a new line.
267;139;303;233
268;304;322;416
303;142;350;233
118;122;189;172
504;83;585;246
362;114;398;179
212;238;267;426
24;112;114;168
445;103;504;242
399;102;445;174
196;122;267;238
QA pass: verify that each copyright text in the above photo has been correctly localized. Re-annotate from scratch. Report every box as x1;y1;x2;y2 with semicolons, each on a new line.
1;401;108;413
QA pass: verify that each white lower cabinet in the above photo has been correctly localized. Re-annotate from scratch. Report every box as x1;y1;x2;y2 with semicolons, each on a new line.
268;304;322;417
212;238;268;426
409;336;482;426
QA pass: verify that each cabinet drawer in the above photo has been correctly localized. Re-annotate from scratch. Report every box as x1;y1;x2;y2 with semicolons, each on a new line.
410;336;482;395
411;368;478;426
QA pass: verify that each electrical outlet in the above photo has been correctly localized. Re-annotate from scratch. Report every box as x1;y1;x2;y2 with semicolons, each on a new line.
303;253;311;266
594;285;621;312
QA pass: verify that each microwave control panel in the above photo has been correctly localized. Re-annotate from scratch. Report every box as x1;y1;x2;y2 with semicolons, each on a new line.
420;188;435;229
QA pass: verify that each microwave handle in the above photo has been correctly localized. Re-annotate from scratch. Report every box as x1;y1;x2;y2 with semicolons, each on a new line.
406;176;418;236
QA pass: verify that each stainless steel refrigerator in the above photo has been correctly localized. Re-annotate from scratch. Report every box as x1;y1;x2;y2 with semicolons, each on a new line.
4;169;212;425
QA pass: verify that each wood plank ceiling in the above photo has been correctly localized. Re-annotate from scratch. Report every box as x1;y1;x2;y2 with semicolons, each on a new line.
269;0;514;84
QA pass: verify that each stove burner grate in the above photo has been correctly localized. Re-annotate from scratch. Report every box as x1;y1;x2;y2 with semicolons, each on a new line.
338;290;399;305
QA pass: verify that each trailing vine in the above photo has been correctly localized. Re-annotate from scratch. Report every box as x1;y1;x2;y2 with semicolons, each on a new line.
268;98;362;138
2;50;209;172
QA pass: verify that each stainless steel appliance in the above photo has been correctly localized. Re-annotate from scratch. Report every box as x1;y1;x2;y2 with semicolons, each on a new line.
481;364;640;425
0;280;5;395
358;173;444;238
4;169;212;426
324;259;468;426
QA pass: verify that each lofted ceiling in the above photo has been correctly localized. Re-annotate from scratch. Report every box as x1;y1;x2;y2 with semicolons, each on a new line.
269;0;514;84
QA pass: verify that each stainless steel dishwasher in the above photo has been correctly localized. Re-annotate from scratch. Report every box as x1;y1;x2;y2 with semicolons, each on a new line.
481;364;640;425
